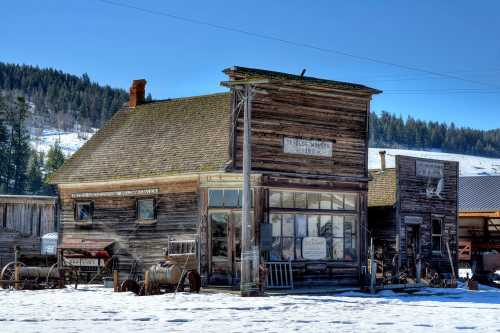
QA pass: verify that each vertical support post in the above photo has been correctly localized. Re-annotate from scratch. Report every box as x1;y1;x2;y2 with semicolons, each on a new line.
241;84;259;297
113;270;120;292
14;265;21;290
144;271;150;296
370;237;376;294
416;257;421;284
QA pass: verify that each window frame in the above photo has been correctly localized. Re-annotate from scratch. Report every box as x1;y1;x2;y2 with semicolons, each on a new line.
75;201;93;223
208;188;253;209
136;198;156;224
431;216;443;255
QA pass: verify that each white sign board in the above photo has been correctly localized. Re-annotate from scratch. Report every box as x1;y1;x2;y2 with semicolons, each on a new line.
302;237;327;260
72;188;159;199
64;258;104;267
283;137;332;157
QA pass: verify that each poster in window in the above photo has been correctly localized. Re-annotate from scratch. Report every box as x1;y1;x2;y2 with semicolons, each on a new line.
302;237;327;260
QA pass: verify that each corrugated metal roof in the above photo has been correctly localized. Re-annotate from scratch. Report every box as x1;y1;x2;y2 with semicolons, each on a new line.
459;176;500;212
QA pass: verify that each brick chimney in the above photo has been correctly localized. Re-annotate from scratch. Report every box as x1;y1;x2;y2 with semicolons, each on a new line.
129;79;147;108
379;150;386;171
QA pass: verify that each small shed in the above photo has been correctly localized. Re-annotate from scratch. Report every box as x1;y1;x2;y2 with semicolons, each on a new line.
0;195;58;266
368;152;459;283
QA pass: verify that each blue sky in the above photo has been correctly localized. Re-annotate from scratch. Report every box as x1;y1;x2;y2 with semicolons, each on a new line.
2;0;499;129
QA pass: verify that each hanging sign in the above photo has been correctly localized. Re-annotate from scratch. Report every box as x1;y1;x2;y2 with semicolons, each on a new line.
72;188;159;199
302;237;327;260
283;137;332;157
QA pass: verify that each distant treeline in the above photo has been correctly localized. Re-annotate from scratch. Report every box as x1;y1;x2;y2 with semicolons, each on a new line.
369;111;500;158
0;62;129;129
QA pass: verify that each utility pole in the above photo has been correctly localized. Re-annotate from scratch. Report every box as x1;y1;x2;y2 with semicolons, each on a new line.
221;78;269;296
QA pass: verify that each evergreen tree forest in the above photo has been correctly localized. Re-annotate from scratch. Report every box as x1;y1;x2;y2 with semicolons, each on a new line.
0;95;65;195
0;62;128;129
369;111;500;158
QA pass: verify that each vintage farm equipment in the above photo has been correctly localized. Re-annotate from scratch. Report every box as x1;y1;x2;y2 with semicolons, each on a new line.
0;261;63;290
116;236;201;295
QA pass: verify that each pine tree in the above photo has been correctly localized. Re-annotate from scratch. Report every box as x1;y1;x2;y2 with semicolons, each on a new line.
45;141;65;175
0;96;9;193
28;150;44;194
8;97;31;194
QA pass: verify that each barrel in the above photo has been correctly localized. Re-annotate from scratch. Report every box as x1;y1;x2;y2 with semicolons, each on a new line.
147;262;182;285
19;267;59;279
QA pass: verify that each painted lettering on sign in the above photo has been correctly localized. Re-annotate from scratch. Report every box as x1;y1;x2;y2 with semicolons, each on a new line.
416;160;444;179
302;237;327;260
64;258;104;267
283;137;332;157
72;188;159;199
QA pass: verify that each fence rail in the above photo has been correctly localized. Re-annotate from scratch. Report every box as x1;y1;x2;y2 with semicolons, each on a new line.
266;260;293;289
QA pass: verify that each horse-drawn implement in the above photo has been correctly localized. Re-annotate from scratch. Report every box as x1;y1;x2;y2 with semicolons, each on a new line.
115;237;201;296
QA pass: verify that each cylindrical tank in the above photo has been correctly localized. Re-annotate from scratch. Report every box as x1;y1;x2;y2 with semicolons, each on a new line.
147;261;182;285
19;267;59;279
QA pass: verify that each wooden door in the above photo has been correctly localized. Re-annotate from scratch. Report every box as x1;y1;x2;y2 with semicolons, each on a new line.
209;211;241;285
406;224;421;277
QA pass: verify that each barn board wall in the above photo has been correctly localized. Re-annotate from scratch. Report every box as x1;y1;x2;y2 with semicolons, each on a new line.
59;179;200;271
396;155;459;274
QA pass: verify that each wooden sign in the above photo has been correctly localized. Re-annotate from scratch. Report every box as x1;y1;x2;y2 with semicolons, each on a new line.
64;258;104;267
302;237;327;260
283;137;332;157
416;160;443;179
72;188;159;199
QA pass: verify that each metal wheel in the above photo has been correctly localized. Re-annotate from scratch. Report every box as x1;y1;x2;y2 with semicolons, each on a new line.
45;263;59;289
0;261;25;288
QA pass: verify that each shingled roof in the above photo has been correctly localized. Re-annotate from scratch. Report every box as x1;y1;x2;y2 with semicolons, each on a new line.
224;66;382;94
459;176;500;212
49;92;232;184
368;168;397;207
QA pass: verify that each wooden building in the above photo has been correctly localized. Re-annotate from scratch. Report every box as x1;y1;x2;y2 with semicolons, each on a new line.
458;176;500;264
0;195;57;267
368;152;459;281
49;67;381;289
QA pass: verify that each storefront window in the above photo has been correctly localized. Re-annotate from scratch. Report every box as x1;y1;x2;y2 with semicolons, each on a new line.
269;190;357;211
269;213;357;262
209;189;252;208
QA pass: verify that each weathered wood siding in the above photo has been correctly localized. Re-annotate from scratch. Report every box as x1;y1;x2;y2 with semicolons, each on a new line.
229;81;372;178
396;156;459;274
59;179;200;272
0;196;57;266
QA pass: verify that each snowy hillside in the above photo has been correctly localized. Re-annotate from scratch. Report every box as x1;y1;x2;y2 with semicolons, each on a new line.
30;129;500;177
30;127;96;156
369;148;500;176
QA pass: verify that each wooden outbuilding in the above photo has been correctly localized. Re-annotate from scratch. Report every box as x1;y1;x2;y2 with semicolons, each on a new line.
49;66;381;289
458;176;500;266
0;195;58;267
368;152;459;284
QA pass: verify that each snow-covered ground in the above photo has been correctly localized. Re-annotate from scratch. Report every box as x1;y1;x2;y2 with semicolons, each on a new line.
369;148;500;176
1;284;500;333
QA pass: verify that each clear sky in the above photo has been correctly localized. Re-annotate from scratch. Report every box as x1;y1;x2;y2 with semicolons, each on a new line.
2;0;499;129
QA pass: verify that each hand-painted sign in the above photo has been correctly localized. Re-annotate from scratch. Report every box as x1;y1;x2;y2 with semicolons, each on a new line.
64;258;104;267
72;188;159;199
416;160;444;179
283;137;332;157
302;237;327;260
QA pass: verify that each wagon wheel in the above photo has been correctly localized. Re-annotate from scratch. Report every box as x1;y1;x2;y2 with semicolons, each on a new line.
120;279;140;295
0;261;25;288
45;263;60;289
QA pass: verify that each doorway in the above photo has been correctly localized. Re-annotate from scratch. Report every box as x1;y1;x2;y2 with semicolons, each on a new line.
209;210;241;285
406;224;421;277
